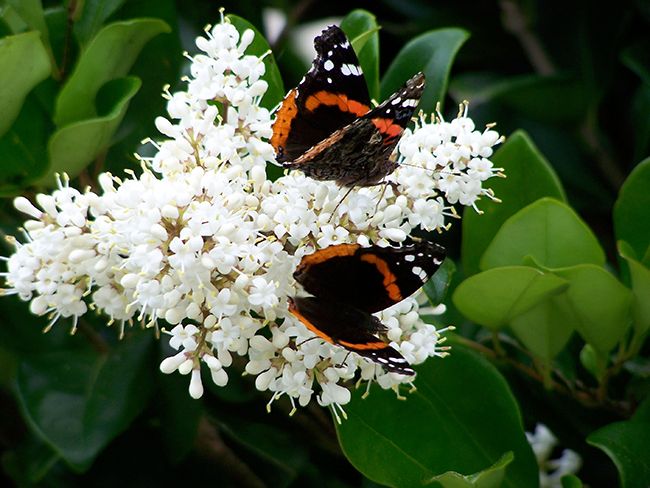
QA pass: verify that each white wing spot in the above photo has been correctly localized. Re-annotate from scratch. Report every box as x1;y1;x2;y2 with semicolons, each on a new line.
412;266;423;276
377;357;389;363
324;60;335;71
405;255;415;262
328;50;333;56
402;99;419;107
418;269;428;281
341;63;362;76
327;77;333;84
433;257;443;265
417;253;424;257
391;97;402;105
340;40;350;48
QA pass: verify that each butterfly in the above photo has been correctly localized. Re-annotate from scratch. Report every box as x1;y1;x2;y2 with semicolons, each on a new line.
288;240;446;374
271;25;425;188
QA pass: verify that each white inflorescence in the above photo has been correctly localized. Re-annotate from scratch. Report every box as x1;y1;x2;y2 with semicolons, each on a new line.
526;424;582;487
0;17;503;415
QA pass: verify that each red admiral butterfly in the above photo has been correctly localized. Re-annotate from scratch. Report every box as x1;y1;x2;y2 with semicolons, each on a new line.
288;241;446;375
271;25;425;187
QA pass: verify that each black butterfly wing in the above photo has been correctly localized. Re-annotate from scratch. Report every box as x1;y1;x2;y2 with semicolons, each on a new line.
281;72;426;187
288;296;414;375
293;241;446;314
271;25;371;162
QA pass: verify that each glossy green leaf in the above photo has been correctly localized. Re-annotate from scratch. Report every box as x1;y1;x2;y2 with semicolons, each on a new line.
336;346;538;488
5;0;49;43
552;264;632;354
381;28;469;114
453;266;568;330
614;157;650;259
509;295;575;361
481;198;605;270
41;76;141;186
0;31;50;136
561;475;584;488
618;241;650;335
341;9;380;100
429;453;513;488
461;131;566;275
54;18;169;127
73;0;127;47
15;333;155;471
588;419;650;488
227;14;284;110
423;256;456;306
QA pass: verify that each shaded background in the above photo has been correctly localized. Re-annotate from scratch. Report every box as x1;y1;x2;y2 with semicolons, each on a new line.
1;0;648;486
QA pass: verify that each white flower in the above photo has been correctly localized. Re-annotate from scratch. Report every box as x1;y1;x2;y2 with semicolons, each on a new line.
0;15;500;415
526;423;582;488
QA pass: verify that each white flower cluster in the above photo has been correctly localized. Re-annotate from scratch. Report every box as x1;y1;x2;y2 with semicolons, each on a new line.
526;424;582;487
1;17;503;415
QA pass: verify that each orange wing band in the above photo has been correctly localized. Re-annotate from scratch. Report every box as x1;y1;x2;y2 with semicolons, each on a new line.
371;117;403;142
338;339;389;350
296;243;360;274
360;254;402;302
270;89;298;152
305;91;369;116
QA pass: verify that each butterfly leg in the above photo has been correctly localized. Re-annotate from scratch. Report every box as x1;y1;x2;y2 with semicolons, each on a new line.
326;186;356;224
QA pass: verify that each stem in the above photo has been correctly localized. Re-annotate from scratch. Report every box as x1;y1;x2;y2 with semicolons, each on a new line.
60;0;79;80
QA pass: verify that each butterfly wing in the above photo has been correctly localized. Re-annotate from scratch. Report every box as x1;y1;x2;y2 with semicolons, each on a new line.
288;296;414;375
282;72;426;187
293;241;446;314
271;25;371;162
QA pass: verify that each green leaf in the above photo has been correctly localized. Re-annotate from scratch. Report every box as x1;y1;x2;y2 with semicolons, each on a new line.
336;345;538;488
5;0;49;43
461;131;566;275
157;365;202;463
0;94;50;194
15;332;155;471
552;264;632;354
580;344;608;381
614;157;650;259
381;28;469;114
561;475;584;488
481;198;605;270
73;0;127;47
429;453;514;488
618;241;650;335
423;256;456;306
340;9;380;100
41;76;141;185
0;31;51;136
54;18;169;127
588;419;650;488
453;266;568;330
227;14;284;110
509;295;575;362
631;86;650;163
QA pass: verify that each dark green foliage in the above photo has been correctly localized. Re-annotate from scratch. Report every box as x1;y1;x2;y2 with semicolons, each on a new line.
0;1;648;487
